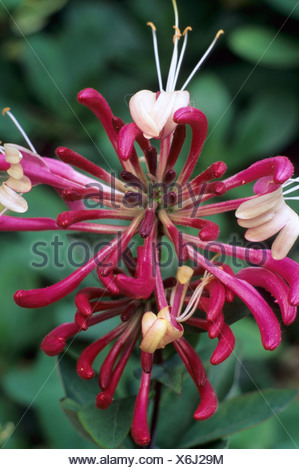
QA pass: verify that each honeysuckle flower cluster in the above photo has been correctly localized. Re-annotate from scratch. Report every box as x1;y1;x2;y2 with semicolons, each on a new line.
1;0;298;448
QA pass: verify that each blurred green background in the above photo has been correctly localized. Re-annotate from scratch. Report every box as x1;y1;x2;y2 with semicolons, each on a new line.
0;0;298;449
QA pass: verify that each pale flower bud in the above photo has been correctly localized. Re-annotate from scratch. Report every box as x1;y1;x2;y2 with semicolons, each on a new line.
129;90;189;140
140;307;183;353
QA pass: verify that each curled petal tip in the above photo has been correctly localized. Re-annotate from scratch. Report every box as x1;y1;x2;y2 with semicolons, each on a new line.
77;366;95;380
41;335;66;356
131;431;151;447
96;392;113;409
77;88;98;103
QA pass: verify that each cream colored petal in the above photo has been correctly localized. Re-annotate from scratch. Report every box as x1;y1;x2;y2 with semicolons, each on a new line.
150;91;177;133
160;90;190;139
244;204;290;241
237;208;278;228
176;265;194;284
129;90;160;138
0;184;28;213
6;175;32;193
141;311;157;336
140;318;167;353
7;163;24;179
271;211;299;259
157;306;183;347
4;144;22;164
236;188;282;219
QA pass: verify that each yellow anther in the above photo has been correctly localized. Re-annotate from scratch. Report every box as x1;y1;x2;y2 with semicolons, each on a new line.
173;25;182;43
2;107;11;116
147;21;156;32
183;26;192;35
176;265;194;284
216;29;224;39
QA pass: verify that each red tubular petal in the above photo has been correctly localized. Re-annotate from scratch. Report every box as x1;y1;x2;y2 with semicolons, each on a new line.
159;209;188;261
145;146;157;176
175;337;207;386
205;279;226;321
41;323;79;356
210;324;235;365
223;157;294;190
185;317;209;331
165;124;186;172
187;247;282;351
171;216;220;241
99;217;142;277
174;107;208;186
131;369;152;447
237;267;297;325
162;169;177;185
190;161;227;186
14;256;97;308
115;271;155;299
208;312;224;339
139;208;156;238
76;323;125;379
121;300;140;322
55;146;124;190
57;209;134;228
77;88;119;152
193;379;218;420
189;236;299;307
115;229;156;299
99;328;133;389
141;351;154;374
205;181;227;196
116;123;148;180
96;331;139;409
17;148;82;190
0;216;59;231
74;302;124;329
74;311;89;330
264;256;299;306
118;123;142;161
14;239;118;308
97;270;120;295
75;287;111;317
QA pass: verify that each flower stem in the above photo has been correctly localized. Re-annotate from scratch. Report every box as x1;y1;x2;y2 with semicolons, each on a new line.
148;350;163;449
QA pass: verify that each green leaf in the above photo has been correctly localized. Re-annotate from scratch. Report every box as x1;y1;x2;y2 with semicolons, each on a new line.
209;346;242;401
78;398;135;449
151;354;185;394
155;376;201;448
230;91;299;162
180;389;297;448
2;352;92;448
231;317;281;360
57;353;99;407
23;34;72;113
60;397;96;443
263;0;299;20
228;26;299;68
13;0;68;35
188;73;233;140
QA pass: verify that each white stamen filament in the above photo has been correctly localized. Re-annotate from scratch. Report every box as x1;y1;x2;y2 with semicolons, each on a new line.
166;26;181;92
147;0;223;95
176;271;213;322
282;177;299;197
172;27;192;92
147;22;163;92
181;29;224;91
2;108;37;154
